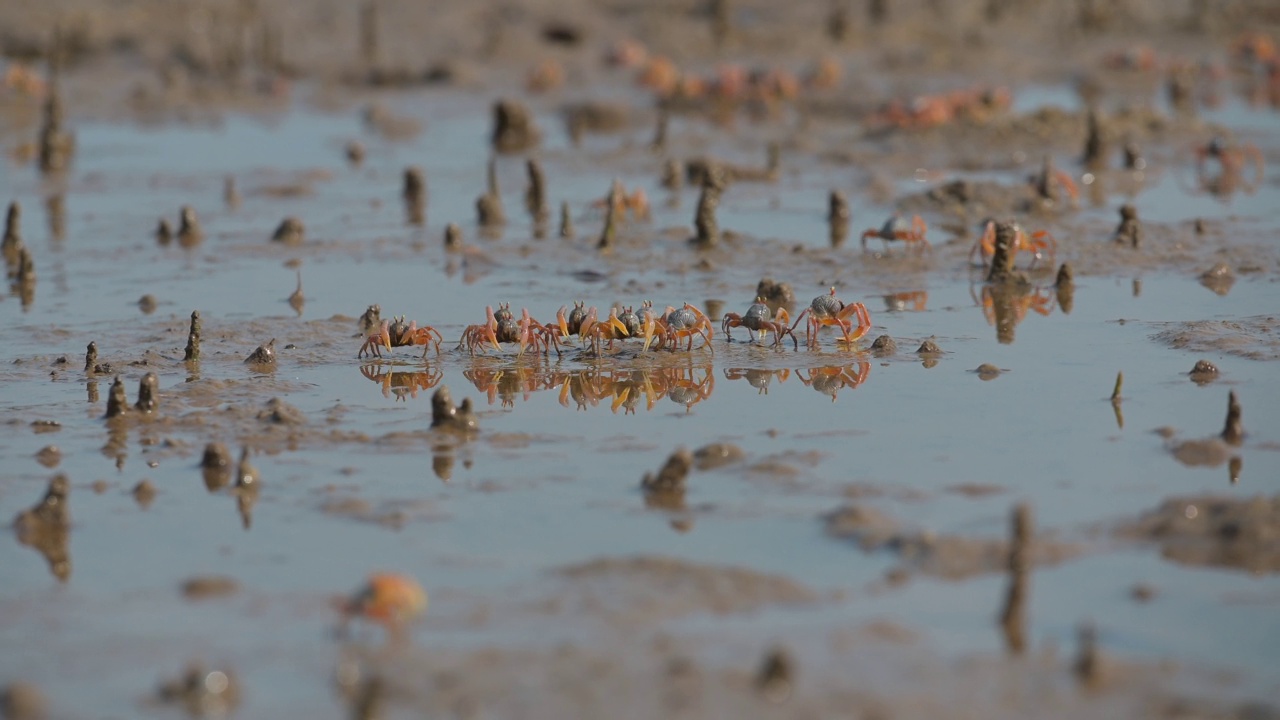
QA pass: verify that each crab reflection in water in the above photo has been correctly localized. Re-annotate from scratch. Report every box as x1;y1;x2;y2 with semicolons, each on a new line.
723;367;791;394
359;365;444;401
971;282;1057;345
797;363;871;402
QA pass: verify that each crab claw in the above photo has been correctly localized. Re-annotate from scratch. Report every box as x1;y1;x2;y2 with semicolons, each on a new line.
640;317;659;352
609;311;630;337
557;305;571;337
379;321;393;351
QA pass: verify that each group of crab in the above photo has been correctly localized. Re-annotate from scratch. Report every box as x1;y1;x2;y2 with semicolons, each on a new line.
357;287;885;360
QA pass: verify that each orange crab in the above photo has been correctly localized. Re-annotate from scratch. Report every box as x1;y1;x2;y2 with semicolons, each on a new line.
338;572;427;626
1193;137;1264;196
358;316;443;359
861;214;929;252
458;305;503;355
647;303;715;352
969;220;1057;269
578;306;631;354
789;287;872;348
592;185;651;221
1029;157;1079;205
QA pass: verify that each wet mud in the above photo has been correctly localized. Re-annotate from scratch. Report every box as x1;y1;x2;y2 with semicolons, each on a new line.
3;0;1280;717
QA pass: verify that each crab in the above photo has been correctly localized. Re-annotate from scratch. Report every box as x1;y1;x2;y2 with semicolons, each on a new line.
969;220;1057;269
555;301;590;338
797;362;871;402
1029;156;1079;206
646;303;714;352
357;316;443;359
861;214;930;252
458;305;504;355
337;573;427;627
592;185;651;221
789;288;872;348
721;297;797;348
1193;137;1264;196
578;306;631;354
511;307;565;357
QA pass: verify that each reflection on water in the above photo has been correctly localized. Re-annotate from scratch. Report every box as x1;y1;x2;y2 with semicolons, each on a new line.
360;362;878;411
881;290;928;312
796;363;870;402
971;283;1056;344
723;367;790;394
360;364;444;401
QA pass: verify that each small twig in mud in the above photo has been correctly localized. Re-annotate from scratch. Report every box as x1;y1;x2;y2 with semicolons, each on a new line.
431;386;479;434
1081;108;1107;170
985;221;1023;284
491;99;540;153
650;109;668;151
271;217;305;245
755;646;794;704
155;218;172;246
1113;204;1141;248
710;0;731;47
359;0;379;67
524;159;548;225
288;272;305;314
2;201;22;268
598;179;622;251
104;376;129;419
178;206;203;248
345;140;365;166
1221;391;1244;446
661;159;684;191
38;86;75;174
828;190;850;248
1073;622;1102;689
827;1;849;42
444;223;462;252
998;503;1032;655
558;201;575;239
403;167;426;226
201;442;233;491
1123;141;1145;171
223;176;240;210
1110;372;1124;428
641;447;693;495
184;311;201;362
476;158;505;228
690;167;725;249
134;373;159;414
1055;262;1075;314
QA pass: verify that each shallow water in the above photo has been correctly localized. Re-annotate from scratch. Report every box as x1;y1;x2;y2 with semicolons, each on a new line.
2;86;1279;716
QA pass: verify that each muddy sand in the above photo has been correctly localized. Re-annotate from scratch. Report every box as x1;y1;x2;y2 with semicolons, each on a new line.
2;0;1280;717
